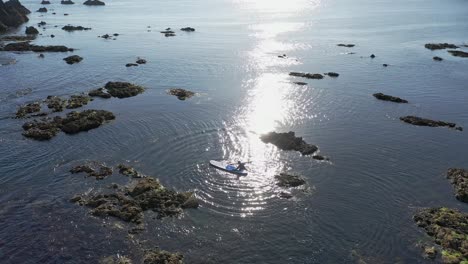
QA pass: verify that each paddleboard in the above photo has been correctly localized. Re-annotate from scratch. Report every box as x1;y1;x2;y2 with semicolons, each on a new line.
209;160;248;176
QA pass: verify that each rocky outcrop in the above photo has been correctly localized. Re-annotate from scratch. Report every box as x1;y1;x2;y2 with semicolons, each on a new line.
260;131;318;155
104;82;145;98
289;72;324;79
447;168;468;203
25;26;38;34
324;72;339;77
16;102;41;118
414;208;468;264
36;7;47;12
180;27;195;32
71;163;113;180
448;50;468;58
41;0;50;4
433;56;443;61
400;116;462;131
118;164;142;178
373;93;408;103
275;173;305;187
337;44;355;47
143;248;183;264
63;55;83;64
0;0;30;32
136;58;146;64
61;0;74;4
425;43;458;50
168;88;194;100
62;25;91;31
83;0;104;5
0;35;35;41
2;42;74;52
88;88;111;99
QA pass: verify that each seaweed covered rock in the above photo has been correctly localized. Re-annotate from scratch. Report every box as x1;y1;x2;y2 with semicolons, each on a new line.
425;43;458;50
373;93;408;103
275;173;306;187
83;0;104;5
60;110;115;134
63;55;83;64
143;248;183;264
71;163;112;180
400;116;462;131
25;26;39;35
88;88;111;99
2;42;74;52
62;25;91;31
337;44;355;47
80;193;144;223
289;72;324;79
16;102;41;118
46;96;65;112
168;88;194;100
100;255;132;264
104;82;145;98
22;117;61;140
66;95;91;109
448;50;468;58
414;208;468;263
118;164;141;178
447;168;468;203
260;131;318;155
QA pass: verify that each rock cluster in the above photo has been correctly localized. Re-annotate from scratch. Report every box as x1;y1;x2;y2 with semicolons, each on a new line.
446;168;468;203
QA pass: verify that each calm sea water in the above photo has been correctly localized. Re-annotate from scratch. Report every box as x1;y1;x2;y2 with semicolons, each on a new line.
1;0;468;263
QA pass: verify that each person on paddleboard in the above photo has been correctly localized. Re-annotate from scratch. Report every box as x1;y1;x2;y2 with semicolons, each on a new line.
235;161;247;171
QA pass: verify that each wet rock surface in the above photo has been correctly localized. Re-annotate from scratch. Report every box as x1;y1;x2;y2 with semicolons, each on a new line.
25;26;39;35
125;63;138;67
446;168;468;203
0;0;30;33
104;82;145;98
275;173;306;187
60;109;115;134
16;102;41;118
46;96;66;112
62;25;91;31
2;42;74;52
63;55;83;64
425;43;459;50
143;248;183;264
414;208;468;264
433;56;443;61
168;88;195;100
260;131;318;155
36;7;47;12
118;164;142;178
136;58;146;64
337;44;355;47
289;72;324;79
83;0;104;5
61;0;74;4
180;27;195;32
324;72;339;77
22;117;61;140
41;0;50;4
88;88;111;99
448;50;468;58
71;163;113;180
65;95;91;109
400;116;462;131
373;93;408;103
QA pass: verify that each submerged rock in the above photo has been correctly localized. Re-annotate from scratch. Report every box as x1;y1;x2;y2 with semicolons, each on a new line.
16;102;41;118
88;88;111;99
83;0;104;5
60;109;115;134
165;33;176;37
125;63;138;67
104;82;145;98
433;56;443;61
260;131;318;155
70;163;113;180
414;208;468;264
62;25;91;31
337;44;355;47
168;88;195;100
180;27;195;32
81;193;144;223
447;168;468;203
448;50;468;58
400;116;462;130
2;42;74;52
63;55;83;64
143;248;183;264
275;173;306;187
425;43;459;50
324;72;339;77
25;26;39;35
289;72;324;79
373;93;408;103
136;58;146;64
160;30;174;34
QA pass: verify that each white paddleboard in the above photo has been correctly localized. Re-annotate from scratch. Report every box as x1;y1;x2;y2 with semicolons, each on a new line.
209;160;248;176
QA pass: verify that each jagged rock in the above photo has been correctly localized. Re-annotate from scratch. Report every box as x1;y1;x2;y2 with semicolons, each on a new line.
70;163;113;180
62;25;91;31
36;7;47;12
104;82;145;98
168;88;194;100
88;88;111;99
61;0;74;4
289;72;324;79
83;0;104;5
260;131;318;155
373;93;408;103
180;27;195;32
117;164;142;178
0;0;30;32
425;43;458;50
324;72;339;77
275;173;306;187
25;26;39;35
448;50;468;58
447;168;468;203
2;42;73;52
63;55;83;64
16;102;41;118
143;249;183;264
433;56;443;61
337;44;355;47
60;110;115;134
400;116;462;130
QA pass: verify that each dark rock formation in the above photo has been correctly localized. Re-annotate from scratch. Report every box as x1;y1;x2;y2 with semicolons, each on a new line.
400;116;462;131
143;248;183;264
414;208;468;263
66;95;91;109
22;117;61;140
433;56;443;61
125;63;138;67
165;33;175;37
337;44;355;47
448;50;468;58
373;93;408;103
25;26;38;34
136;58;146;64
180;27;195;32
63;55;83;64
324;72;339;77
370;54;376;58
0;35;35;41
104;82;145;98
312;155;328;161
61;0;74;4
168;88;194;100
46;96;65;112
62;25;91;31
0;0;30;32
289;72;324;79
16;102;41;118
71;163;113;180
383;64;388;67
293;82;307;86
60;110;115;134
278;54;287;58
447;168;468;203
37;21;45;26
160;30;174;34
275;173;306;187
118;164;141;178
2;42;73;52
83;0;104;5
424;43;458;50
88;88;111;99
36;7;47;12
260;131;318;155
41;0;50;4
